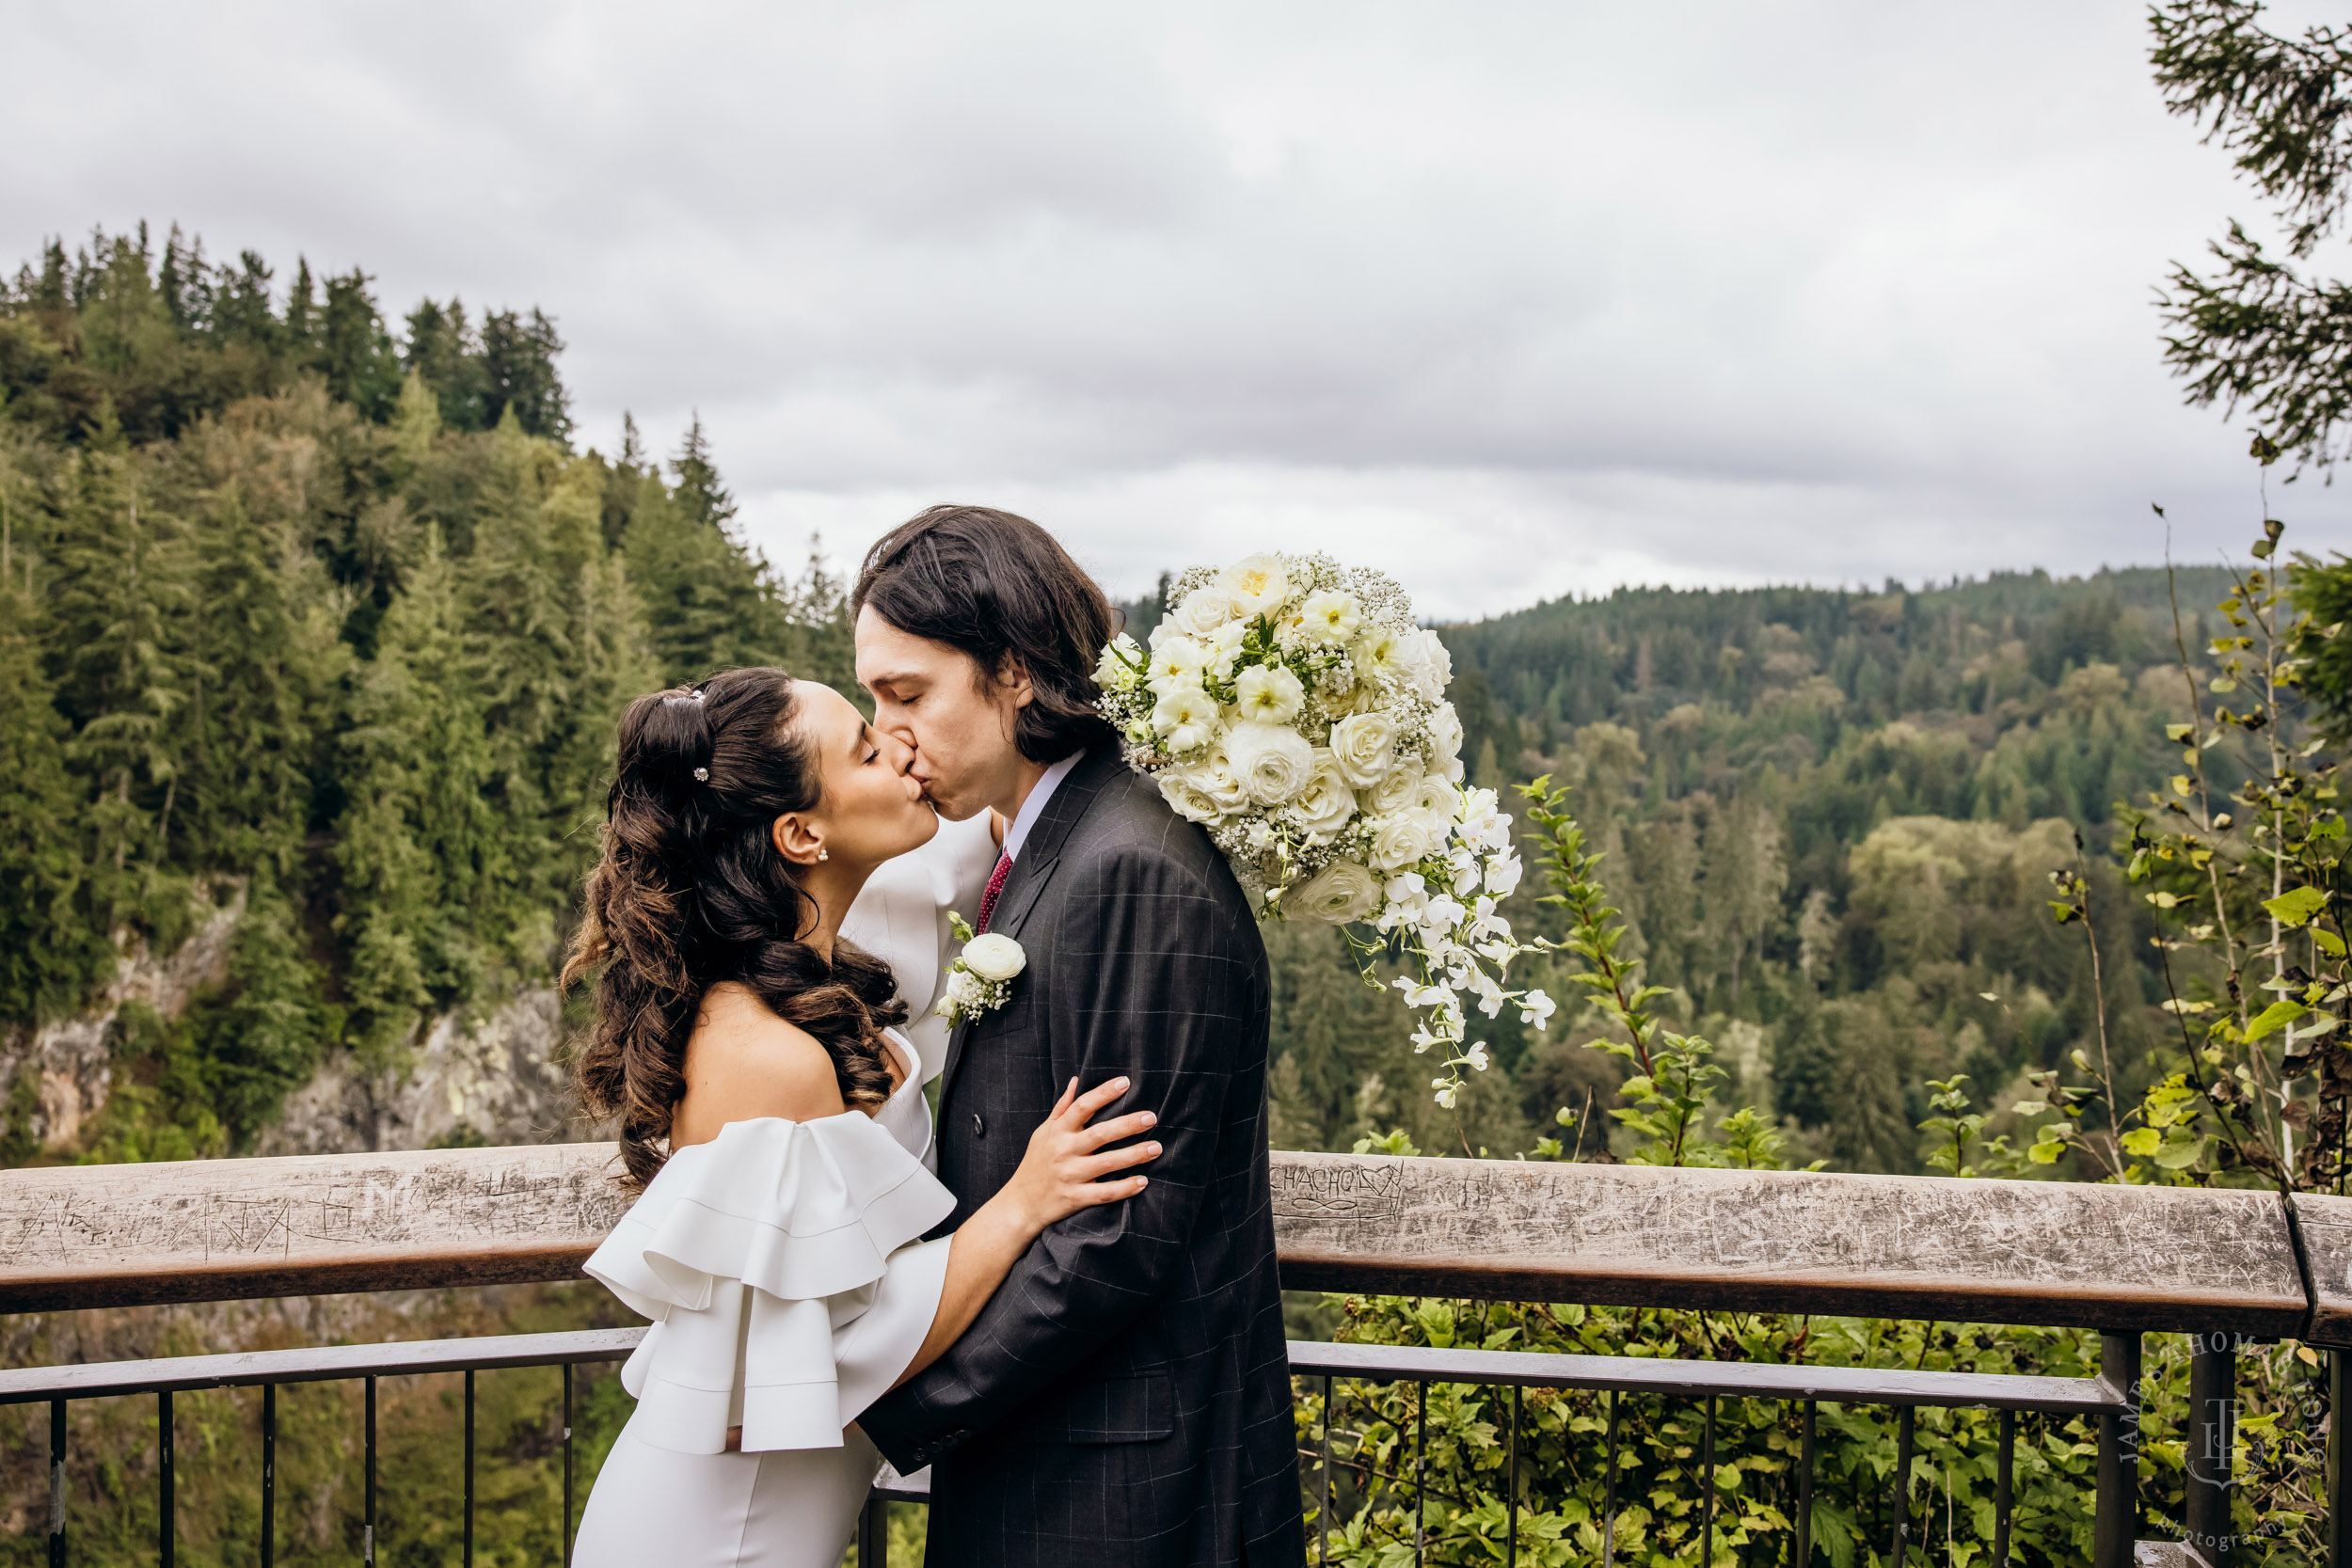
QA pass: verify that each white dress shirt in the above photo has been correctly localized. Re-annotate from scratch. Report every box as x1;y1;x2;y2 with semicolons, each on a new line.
1003;751;1084;863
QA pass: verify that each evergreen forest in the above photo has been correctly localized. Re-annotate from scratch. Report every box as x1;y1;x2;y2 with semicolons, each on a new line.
4;220;2346;1564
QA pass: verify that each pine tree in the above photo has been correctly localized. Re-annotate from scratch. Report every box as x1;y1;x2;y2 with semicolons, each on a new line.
48;407;187;915
0;539;109;1022
670;414;737;529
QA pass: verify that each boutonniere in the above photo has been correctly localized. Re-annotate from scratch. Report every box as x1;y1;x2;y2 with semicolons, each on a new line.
937;913;1027;1026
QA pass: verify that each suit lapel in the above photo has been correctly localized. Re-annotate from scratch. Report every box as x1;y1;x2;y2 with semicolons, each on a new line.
935;743;1123;1117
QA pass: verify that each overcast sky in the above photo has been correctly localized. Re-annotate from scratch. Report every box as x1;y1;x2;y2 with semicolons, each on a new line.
7;0;2346;620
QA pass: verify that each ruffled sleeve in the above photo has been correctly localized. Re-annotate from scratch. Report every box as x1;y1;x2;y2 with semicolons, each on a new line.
584;1115;956;1455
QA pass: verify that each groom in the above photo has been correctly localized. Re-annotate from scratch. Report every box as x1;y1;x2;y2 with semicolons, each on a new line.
852;507;1303;1568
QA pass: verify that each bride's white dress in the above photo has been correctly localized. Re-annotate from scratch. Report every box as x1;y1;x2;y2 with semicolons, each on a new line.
572;816;998;1568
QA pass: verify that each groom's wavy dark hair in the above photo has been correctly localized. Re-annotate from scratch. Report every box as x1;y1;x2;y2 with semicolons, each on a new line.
853;505;1120;762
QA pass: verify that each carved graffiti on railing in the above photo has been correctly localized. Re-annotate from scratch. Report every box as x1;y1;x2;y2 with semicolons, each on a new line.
0;1143;2336;1342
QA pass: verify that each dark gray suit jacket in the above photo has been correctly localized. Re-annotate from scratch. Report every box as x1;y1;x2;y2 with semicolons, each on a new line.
859;742;1303;1568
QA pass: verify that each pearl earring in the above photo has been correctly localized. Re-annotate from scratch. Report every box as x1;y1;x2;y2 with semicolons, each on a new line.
816;847;829;863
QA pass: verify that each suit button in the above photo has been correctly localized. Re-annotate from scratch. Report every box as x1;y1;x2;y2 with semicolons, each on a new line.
972;1114;986;1137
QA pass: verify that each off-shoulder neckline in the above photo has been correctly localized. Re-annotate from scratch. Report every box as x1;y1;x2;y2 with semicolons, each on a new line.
667;1027;920;1153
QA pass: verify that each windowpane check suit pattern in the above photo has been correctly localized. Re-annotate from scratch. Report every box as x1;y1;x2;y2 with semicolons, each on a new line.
858;743;1303;1568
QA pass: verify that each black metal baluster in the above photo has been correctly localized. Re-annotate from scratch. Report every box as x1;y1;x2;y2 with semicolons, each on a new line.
1507;1385;1519;1568
464;1369;476;1568
2093;1332;2141;1568
47;1398;64;1568
1413;1382;1426;1568
261;1385;276;1568
2331;1352;2349;1568
1701;1394;1717;1568
1318;1374;1331;1566
857;1496;887;1567
1602;1390;1620;1568
364;1376;377;1568
564;1363;576;1567
1889;1405;1915;1568
1994;1408;2013;1565
157;1389;172;1568
2187;1331;2236;1567
1795;1401;1814;1568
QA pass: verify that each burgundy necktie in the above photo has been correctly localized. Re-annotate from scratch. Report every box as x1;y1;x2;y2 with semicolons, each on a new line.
976;852;1013;934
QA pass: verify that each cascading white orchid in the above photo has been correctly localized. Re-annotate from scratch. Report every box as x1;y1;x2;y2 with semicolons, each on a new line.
1094;551;1550;1107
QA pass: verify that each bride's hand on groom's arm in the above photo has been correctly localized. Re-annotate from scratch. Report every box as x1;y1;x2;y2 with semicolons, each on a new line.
891;1076;1158;1391
1000;1075;1159;1233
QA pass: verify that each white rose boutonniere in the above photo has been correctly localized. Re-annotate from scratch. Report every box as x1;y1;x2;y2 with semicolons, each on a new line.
936;914;1027;1027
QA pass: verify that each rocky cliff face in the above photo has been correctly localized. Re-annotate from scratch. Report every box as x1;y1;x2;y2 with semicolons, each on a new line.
1;884;247;1153
2;886;589;1161
259;987;585;1155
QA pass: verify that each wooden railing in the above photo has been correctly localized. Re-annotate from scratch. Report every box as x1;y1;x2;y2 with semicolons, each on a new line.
3;1144;2347;1567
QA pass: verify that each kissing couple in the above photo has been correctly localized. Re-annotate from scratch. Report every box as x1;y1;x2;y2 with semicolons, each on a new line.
565;507;1306;1567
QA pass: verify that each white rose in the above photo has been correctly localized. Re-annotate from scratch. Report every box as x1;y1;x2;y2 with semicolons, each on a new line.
1150;685;1219;753
1146;635;1211;695
1366;761;1423;816
1367;811;1436;871
961;933;1026;982
1328;710;1399;788
1406;628;1453;702
1181;742;1250;812
1292;590;1361;649
1093;633;1142;692
1291;859;1382;924
1170;584;1239;638
1219;553;1291;619
1415;772;1462;826
1224;721;1314;806
1160;771;1225;825
1425;701;1466;783
1233;662;1306;725
1291;749;1359;837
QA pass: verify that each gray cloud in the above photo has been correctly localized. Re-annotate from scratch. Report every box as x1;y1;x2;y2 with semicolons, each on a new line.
4;0;2336;618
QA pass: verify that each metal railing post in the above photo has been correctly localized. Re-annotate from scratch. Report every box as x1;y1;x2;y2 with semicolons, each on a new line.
157;1387;173;1568
2094;1332;2141;1568
2186;1330;2236;1566
47;1398;64;1568
2333;1351;2351;1568
856;1495;888;1567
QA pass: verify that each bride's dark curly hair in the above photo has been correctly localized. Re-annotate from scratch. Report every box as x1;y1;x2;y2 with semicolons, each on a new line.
563;667;908;1188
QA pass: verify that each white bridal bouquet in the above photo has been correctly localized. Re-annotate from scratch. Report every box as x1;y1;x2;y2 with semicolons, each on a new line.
1095;552;1553;1107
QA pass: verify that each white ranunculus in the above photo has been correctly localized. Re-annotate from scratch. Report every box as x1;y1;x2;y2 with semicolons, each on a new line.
1328;710;1399;788
1406;628;1453;702
1146;635;1211;694
1170;584;1239;638
1291;859;1382;924
1220;553;1291;619
1352;626;1402;684
1160;770;1225;825
961;933;1026;982
1425;701;1466;783
1224;721;1314;806
1292;749;1359;837
1366;761;1423;816
1233;662;1306;725
1292;590;1361;648
1151;685;1219;753
1367;811;1436;871
1181;742;1250;812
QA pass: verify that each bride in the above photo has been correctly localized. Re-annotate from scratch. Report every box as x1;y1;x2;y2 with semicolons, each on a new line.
563;667;1161;1567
